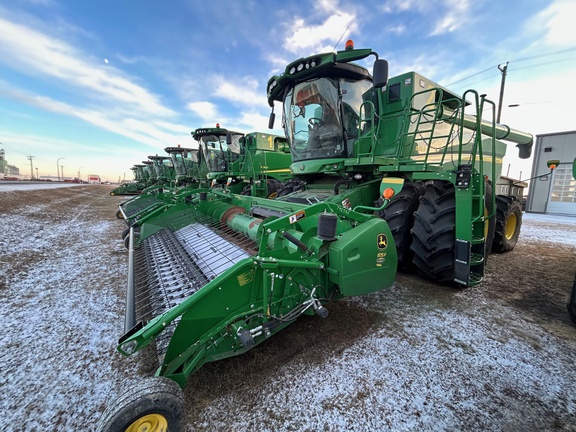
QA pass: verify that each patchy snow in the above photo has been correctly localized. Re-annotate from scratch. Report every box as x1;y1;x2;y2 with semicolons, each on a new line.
1;188;575;431
520;212;576;247
0;181;83;192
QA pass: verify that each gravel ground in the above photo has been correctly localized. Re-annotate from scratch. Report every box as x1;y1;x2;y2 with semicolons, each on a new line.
1;185;575;431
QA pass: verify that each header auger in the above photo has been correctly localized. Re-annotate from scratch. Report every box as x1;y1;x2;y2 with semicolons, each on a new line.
99;42;533;431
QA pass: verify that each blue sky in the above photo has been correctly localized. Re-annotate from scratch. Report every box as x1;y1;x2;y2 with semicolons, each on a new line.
0;0;575;182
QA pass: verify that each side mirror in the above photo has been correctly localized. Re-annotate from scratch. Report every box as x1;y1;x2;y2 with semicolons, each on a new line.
226;133;232;145
373;59;389;89
268;111;276;129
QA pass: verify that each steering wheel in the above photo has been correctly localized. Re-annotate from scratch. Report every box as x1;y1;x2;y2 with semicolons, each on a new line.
308;117;324;127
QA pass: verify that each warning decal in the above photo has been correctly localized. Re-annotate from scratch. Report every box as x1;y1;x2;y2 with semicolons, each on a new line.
289;210;306;224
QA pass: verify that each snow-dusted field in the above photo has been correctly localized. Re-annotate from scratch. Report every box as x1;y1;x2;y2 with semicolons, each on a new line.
1;186;575;431
0;180;84;192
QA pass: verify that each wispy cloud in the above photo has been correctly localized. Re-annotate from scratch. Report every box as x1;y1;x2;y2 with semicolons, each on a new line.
282;3;357;56
187;101;219;121
0;85;186;149
212;75;264;107
429;0;472;36
0;16;174;116
534;0;576;46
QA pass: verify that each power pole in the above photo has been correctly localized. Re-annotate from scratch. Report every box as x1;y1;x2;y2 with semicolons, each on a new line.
27;155;35;179
497;62;508;124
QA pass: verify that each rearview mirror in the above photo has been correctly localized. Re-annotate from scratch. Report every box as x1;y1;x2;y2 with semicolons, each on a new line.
373;59;389;89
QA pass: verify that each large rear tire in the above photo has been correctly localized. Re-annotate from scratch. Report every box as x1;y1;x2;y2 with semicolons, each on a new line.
492;195;522;253
410;181;456;283
97;377;185;432
379;180;424;270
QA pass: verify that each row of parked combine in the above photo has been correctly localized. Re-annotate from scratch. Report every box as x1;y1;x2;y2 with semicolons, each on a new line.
98;41;535;431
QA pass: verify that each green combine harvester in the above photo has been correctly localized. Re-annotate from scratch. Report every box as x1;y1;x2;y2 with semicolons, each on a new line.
116;126;293;235
115;155;176;224
98;41;533;431
193;125;292;197
164;146;200;187
109;165;147;196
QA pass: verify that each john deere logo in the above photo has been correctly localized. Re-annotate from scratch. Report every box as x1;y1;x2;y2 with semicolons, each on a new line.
377;234;388;249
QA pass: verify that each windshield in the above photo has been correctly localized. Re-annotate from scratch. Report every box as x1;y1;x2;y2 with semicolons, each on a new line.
198;134;242;172
171;153;188;176
283;77;371;162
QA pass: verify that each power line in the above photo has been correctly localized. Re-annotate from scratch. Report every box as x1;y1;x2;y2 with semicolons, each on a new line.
446;65;497;86
510;55;576;71
445;46;576;88
510;46;576;63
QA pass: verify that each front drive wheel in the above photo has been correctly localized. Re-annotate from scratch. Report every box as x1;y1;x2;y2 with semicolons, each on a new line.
97;377;185;432
379;180;424;270
492;195;522;253
410;181;456;284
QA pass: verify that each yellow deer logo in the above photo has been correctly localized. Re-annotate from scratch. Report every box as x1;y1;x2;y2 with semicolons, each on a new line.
377;234;388;249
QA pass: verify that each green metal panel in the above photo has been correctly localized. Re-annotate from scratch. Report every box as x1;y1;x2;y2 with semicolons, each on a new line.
328;217;397;296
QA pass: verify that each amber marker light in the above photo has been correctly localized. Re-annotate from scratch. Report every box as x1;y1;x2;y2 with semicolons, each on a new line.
345;39;354;50
383;188;395;200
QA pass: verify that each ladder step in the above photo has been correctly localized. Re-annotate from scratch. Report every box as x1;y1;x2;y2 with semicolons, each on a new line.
470;252;484;266
471;236;485;245
469;272;483;286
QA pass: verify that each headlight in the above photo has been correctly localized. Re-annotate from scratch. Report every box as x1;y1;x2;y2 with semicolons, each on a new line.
121;340;138;355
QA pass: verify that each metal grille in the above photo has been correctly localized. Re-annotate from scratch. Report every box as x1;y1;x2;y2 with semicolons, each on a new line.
132;207;259;355
122;195;163;218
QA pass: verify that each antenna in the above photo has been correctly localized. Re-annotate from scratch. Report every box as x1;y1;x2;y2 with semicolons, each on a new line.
332;25;350;51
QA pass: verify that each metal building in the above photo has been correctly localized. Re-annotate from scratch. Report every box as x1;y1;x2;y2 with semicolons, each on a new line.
526;130;576;215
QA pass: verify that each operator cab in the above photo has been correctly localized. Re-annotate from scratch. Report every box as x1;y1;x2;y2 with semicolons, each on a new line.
283;77;372;163
196;131;243;174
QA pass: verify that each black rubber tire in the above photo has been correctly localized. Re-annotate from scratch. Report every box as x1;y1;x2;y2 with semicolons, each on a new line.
379;180;424;270
266;179;283;199
491;195;522;253
240;185;252;195
277;179;305;197
115;209;124;220
568;273;576;325
123;227;140;249
96;377;185;432
484;182;496;260
410;181;456;283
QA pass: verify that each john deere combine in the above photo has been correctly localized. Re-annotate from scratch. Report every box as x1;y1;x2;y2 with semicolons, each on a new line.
193;125;292;197
116;155;177;225
164;146;200;187
116;126;293;236
99;41;533;431
109;165;147;196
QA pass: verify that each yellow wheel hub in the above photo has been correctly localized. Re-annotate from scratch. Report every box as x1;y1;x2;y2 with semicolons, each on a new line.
126;413;168;432
505;213;517;240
